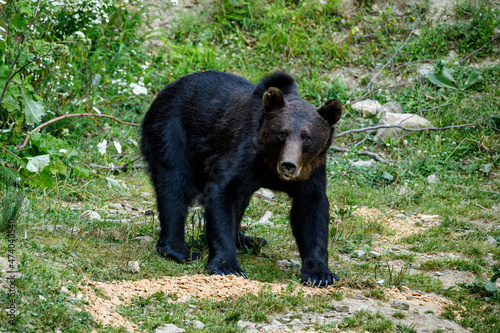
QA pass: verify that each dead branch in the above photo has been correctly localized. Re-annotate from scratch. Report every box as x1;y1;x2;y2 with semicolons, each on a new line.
333;123;475;139
459;33;500;63
88;155;144;172
15;113;140;150
359;151;388;163
364;14;423;92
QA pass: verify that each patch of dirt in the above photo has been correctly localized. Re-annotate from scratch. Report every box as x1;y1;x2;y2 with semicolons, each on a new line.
79;273;460;332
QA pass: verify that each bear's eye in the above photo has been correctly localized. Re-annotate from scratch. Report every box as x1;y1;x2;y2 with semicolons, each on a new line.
278;131;287;141
304;136;312;143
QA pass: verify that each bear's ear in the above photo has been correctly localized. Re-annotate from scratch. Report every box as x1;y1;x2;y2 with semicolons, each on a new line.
318;99;342;126
262;87;285;118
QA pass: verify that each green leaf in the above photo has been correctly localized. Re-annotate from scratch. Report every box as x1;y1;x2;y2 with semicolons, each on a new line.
26;154;50;173
485;281;497;292
21;87;45;125
381;172;394;182
464;70;482;89
92;74;102;88
442;66;456;83
425;72;456;89
1;94;19;111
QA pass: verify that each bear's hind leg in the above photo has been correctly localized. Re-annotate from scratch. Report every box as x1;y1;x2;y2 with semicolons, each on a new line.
149;160;201;263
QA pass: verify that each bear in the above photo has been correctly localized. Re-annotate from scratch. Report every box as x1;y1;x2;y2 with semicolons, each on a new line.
141;70;342;286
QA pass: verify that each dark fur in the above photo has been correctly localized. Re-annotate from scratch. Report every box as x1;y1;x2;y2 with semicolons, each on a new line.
141;71;342;286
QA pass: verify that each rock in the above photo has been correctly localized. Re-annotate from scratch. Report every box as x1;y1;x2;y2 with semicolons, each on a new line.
406;294;413;300
427;174;438;184
378;102;402;115
351;159;373;167
191;320;205;329
188;304;196;309
353;250;366;258
155;324;186;333
417;64;434;77
374;112;431;141
351;99;382;117
60;286;69;293
486;236;498;246
391;300;410;310
353;293;367;300
127;261;140;272
290;259;301;266
368;250;380;258
134;236;154;244
435;272;443;277
271;319;282;325
80;210;102;221
256;211;274;227
261;325;284;332
289;318;303;326
254;188;275;200
334;304;349;312
276;260;290;268
39;295;47;301
237;320;256;330
391;245;400;251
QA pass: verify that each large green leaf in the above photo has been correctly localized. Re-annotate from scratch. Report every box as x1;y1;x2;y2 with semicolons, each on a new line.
0;94;19;112
26;154;50;173
425;72;456;89
464;69;482;89
21;87;45;125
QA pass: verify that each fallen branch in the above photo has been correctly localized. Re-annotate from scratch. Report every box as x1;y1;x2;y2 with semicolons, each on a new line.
15;113;140;150
331;145;388;163
459;33;500;63
88;155;145;172
333;123;475;139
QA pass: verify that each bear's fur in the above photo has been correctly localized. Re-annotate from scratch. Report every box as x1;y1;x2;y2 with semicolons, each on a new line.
141;71;342;286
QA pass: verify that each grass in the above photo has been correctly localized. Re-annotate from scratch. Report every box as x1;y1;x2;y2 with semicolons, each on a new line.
0;0;499;332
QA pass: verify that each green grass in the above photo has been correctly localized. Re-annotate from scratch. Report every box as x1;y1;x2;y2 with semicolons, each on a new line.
0;0;499;332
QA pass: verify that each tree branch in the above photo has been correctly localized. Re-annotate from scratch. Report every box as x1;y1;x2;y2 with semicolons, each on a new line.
15;113;140;150
333;123;475;139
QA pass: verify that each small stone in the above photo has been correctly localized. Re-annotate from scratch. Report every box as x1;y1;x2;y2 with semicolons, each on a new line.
237;320;256;330
188;304;196;309
80;210;101;221
351;99;382;117
351;159;374;167
256;211;274;227
486;236;498;246
155;324;186;333
276;260;290;268
290;259;301;266
391;300;410;310
134;236;154;244
378;102;403;115
353;250;366;258
127;261;140;272
192;320;205;329
368;251;380;258
353;293;367;300
60;286;69;293
255;188;275;200
435;272;443;276
391;245;400;251
289;318;303;326
334;304;349;312
427;174;438;184
406;294;413;300
39;295;47;301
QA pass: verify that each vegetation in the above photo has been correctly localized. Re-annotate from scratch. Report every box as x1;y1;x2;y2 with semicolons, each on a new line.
0;0;499;332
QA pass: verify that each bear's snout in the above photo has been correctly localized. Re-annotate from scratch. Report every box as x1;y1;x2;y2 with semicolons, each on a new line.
278;141;302;180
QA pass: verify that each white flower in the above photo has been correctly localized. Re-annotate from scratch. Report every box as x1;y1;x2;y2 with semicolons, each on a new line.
403;140;408;145
74;31;85;39
130;82;148;95
113;140;122;154
59;149;67;153
97;140;107;155
62;128;69;135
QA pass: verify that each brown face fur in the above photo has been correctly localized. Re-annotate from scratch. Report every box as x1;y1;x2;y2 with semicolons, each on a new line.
259;88;342;181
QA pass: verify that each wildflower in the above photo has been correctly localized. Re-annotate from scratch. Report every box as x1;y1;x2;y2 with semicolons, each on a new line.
341;19;346;24
74;31;85;39
130;82;148;95
59;149;67;154
97;140;107;155
62;128;69;135
280;53;284;58
377;26;382;30
403;140;408;145
113;140;122;154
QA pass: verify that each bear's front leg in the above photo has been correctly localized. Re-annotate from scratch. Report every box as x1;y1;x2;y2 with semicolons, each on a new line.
204;183;247;277
289;173;339;287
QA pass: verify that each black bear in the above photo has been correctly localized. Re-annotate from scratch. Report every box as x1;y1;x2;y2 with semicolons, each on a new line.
141;71;342;286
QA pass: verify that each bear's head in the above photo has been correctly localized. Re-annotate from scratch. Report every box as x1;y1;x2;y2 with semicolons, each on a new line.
260;87;342;181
